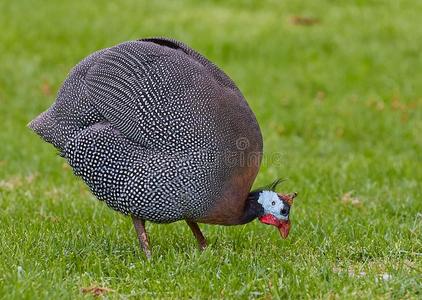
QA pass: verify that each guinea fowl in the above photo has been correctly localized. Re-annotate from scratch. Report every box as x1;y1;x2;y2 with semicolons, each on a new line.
29;37;296;258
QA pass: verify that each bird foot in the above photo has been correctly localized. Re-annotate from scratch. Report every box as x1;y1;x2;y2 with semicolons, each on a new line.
186;221;207;251
132;216;151;259
198;240;207;251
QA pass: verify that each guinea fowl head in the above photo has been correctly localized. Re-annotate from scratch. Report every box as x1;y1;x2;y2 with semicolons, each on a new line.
244;179;297;238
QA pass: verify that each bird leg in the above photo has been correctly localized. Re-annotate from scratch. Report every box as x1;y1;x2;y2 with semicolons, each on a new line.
131;216;151;259
186;221;207;251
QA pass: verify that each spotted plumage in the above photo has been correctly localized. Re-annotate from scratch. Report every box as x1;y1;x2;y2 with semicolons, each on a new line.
30;37;261;221
29;38;296;257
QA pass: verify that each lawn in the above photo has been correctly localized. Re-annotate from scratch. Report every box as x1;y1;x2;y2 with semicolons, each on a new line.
0;0;421;299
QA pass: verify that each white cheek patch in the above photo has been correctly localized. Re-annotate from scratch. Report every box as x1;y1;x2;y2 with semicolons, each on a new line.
257;191;286;220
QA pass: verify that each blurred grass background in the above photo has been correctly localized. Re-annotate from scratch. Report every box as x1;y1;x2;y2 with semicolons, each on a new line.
0;0;421;299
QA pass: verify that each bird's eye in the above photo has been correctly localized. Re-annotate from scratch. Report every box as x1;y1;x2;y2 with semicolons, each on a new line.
271;201;276;206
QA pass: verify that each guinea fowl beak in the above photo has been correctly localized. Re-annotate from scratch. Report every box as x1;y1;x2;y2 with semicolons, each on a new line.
258;214;291;239
278;220;291;238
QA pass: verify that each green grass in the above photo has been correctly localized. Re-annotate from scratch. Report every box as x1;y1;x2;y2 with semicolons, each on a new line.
1;0;421;298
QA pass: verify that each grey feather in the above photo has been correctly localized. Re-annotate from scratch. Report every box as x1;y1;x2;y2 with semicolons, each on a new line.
29;38;262;223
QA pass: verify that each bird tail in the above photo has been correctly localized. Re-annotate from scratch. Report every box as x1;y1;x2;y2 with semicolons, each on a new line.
28;49;107;152
28;107;71;152
28;101;105;153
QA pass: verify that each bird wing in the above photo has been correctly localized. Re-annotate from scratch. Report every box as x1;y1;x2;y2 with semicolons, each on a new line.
140;37;239;91
84;38;240;148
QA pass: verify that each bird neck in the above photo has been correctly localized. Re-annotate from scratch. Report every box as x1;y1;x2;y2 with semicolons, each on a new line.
239;191;264;224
